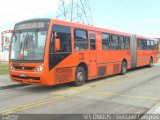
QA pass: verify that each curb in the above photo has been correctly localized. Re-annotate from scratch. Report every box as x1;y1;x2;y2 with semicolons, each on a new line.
0;74;29;90
0;84;28;90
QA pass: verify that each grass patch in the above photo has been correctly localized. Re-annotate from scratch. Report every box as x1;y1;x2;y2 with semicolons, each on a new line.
0;63;9;75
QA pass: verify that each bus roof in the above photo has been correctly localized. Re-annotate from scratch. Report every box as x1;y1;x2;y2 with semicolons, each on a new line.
14;18;157;40
15;18;50;26
52;19;158;40
51;19;131;36
136;35;158;41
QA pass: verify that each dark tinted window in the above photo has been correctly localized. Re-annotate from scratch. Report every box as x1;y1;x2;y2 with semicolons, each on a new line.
142;39;147;50
124;36;130;50
119;36;124;50
90;34;96;50
150;40;154;50
74;29;88;51
111;34;119;50
154;41;159;50
138;38;150;50
51;25;71;52
147;40;151;49
102;33;110;50
138;39;142;50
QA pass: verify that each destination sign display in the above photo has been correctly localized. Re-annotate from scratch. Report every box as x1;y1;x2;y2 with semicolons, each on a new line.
15;22;49;30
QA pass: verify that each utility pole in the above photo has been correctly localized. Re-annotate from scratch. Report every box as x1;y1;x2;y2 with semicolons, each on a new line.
57;0;67;21
57;0;93;26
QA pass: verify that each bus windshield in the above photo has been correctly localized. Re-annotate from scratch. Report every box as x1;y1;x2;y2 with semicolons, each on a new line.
10;30;47;61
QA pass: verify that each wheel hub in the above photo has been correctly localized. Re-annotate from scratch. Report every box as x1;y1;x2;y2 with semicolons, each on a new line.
77;72;83;82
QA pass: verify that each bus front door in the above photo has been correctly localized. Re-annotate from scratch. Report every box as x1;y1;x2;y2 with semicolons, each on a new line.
89;32;97;79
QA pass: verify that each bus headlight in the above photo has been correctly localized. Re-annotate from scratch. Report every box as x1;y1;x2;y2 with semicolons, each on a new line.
35;64;44;72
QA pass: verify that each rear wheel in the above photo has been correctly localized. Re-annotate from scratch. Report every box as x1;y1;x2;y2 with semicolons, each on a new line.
149;58;153;67
121;61;127;75
75;66;86;86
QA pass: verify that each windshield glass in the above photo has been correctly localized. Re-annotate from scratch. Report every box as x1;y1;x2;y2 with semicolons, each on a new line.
10;30;47;61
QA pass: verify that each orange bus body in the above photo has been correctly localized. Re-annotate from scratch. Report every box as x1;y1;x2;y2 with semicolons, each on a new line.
9;19;159;85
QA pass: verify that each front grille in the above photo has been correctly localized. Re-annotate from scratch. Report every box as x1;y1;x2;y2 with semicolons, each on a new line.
12;75;40;80
55;68;72;83
14;66;35;70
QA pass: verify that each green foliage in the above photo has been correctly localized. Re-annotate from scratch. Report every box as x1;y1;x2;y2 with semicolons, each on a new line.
0;63;9;75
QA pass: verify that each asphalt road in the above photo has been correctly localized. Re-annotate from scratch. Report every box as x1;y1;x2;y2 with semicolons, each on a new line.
0;62;160;119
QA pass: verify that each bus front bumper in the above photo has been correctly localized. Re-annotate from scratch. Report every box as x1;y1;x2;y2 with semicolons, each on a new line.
9;71;54;85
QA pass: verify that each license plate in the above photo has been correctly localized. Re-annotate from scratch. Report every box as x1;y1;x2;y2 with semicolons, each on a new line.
19;74;27;77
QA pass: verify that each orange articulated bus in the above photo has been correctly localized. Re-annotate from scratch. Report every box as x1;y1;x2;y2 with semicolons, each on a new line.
9;19;159;86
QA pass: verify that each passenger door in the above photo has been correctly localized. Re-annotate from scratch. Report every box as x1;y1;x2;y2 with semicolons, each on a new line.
88;31;97;79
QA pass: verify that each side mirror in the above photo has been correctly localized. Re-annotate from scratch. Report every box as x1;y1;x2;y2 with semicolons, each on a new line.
55;38;61;51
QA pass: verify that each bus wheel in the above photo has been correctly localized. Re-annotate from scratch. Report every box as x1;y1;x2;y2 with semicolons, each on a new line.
149;58;153;67
121;61;127;75
75;66;86;86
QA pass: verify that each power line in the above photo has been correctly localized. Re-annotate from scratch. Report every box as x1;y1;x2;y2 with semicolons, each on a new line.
120;0;148;18
57;0;93;25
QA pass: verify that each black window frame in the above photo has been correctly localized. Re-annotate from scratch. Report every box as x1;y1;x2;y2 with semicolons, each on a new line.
150;40;154;50
102;33;110;50
74;29;88;51
138;38;142;50
111;34;119;50
147;40;151;50
119;35;124;50
50;24;72;53
141;39;147;50
124;36;130;50
154;41;158;50
90;33;96;50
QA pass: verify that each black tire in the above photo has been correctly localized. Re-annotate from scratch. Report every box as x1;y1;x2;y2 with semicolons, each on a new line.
149;58;153;67
121;61;127;75
75;66;86;86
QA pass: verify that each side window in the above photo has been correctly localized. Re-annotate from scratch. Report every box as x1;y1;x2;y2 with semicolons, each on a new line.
150;41;154;50
102;33;110;50
124;36;130;50
142;39;147;50
51;25;71;52
74;29;88;51
90;33;96;50
138;38;144;50
119;36;124;50
154;41;158;50
147;40;151;50
138;39;141;50
156;41;159;50
111;34;119;50
157;41;159;50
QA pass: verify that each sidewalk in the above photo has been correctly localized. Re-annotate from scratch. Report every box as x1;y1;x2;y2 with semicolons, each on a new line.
0;74;21;88
145;59;160;114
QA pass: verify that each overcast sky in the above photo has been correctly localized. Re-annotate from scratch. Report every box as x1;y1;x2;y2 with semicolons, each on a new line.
0;0;160;38
0;0;59;34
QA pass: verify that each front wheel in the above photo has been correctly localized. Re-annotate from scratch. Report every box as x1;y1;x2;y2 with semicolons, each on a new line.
121;61;127;75
75;66;86;86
